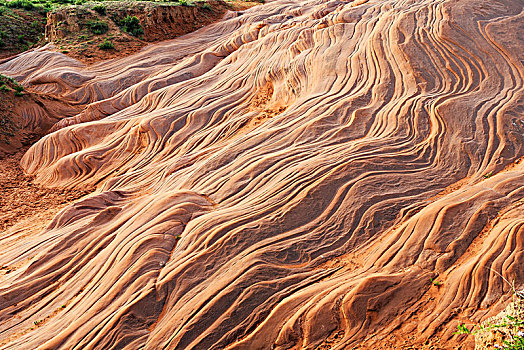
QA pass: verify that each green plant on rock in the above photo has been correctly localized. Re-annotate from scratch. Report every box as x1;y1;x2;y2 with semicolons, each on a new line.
454;272;523;350
430;278;442;287
503;332;524;350
454;323;472;335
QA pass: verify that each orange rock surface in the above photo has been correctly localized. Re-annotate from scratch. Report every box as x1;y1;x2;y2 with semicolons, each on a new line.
0;0;523;349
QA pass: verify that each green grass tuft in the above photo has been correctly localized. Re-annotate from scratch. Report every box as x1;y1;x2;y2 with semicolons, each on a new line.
98;38;114;50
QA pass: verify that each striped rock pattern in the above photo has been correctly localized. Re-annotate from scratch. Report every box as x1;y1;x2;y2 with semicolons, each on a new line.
0;0;523;348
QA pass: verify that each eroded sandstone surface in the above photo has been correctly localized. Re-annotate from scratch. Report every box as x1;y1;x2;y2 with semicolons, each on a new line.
1;0;523;348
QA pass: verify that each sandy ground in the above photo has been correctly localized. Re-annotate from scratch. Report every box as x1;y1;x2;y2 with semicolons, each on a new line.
0;149;89;233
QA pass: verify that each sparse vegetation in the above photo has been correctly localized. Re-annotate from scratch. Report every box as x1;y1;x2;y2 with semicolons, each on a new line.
430;278;442;287
455;323;471;335
87;19;108;35
13;84;24;96
0;3;45;54
3;0;37;11
119;15;143;37
0;0;259;61
455;312;524;349
0;74;24;97
98;38;113;50
454;273;523;349
92;3;105;15
504;332;524;350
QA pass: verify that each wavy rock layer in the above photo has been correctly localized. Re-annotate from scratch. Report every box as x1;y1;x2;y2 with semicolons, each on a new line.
1;0;524;348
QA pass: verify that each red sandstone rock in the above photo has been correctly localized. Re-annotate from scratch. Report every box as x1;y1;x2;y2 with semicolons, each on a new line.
0;0;523;348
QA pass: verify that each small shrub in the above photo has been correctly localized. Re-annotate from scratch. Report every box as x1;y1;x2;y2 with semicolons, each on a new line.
42;2;52;12
201;2;211;10
454;274;523;350
178;0;190;6
120;15;143;37
0;84;9;92
13;84;24;96
98;38;114;50
454;323;471;335
430;278;442;287
87;20;108;35
92;3;105;14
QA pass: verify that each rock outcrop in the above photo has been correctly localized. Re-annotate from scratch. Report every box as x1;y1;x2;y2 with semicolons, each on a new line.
0;0;523;348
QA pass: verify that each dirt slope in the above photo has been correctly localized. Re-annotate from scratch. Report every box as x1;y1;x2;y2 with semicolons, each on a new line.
44;0;245;64
0;0;524;349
